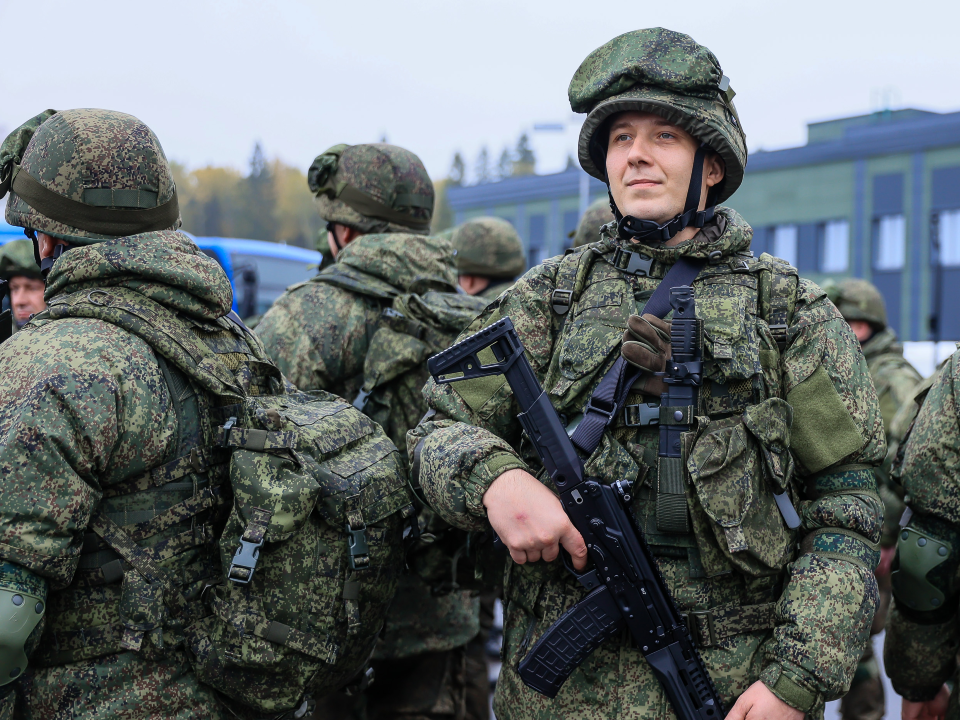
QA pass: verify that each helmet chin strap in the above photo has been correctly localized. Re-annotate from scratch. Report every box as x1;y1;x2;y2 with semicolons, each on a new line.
615;143;716;244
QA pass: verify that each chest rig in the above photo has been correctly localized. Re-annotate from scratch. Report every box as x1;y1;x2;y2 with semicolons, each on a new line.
540;239;798;556
31;288;275;667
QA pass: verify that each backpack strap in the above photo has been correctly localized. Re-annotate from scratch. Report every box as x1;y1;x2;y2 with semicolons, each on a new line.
550;246;599;321
756;255;799;353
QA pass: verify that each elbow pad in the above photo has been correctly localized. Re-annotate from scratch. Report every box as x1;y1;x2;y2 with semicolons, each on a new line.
0;562;47;686
892;512;960;624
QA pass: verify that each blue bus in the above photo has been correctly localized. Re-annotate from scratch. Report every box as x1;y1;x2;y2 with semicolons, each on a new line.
192;237;321;318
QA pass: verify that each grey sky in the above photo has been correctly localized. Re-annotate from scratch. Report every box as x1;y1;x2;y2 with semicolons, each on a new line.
2;0;958;182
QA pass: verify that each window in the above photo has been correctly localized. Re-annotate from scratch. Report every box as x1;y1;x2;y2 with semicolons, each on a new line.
773;225;798;267
820;220;849;273
939;209;960;267
874;214;905;271
528;214;547;266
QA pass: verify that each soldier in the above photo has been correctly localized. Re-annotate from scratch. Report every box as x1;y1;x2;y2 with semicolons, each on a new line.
0;238;46;329
826;278;922;720
409;28;885;720
450;216;526;299
571;197;616;248
0;108;257;718
883;350;960;720
256;143;484;720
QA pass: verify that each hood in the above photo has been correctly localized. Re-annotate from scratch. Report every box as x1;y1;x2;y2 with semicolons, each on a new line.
861;326;903;360
601;206;752;263
332;232;458;294
44;230;233;320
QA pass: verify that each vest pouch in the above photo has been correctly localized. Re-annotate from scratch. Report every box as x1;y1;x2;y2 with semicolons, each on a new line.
686;398;797;578
697;293;761;383
187;397;408;715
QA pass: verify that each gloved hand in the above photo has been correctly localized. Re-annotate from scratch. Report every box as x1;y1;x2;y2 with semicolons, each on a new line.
621;313;671;396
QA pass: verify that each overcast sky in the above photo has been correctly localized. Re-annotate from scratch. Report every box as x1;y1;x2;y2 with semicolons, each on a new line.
2;0;958;182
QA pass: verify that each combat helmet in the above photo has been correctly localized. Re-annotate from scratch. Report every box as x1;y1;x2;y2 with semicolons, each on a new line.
0;109;181;258
825;277;888;331
572;198;616;248
308;143;434;236
0;239;42;281
569;28;747;243
451;216;526;279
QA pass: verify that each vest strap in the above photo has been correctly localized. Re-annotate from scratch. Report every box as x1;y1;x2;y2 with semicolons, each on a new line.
680;601;777;648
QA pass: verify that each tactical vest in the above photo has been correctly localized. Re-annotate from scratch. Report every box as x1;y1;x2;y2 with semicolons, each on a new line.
30;287;411;716
537;241;801;583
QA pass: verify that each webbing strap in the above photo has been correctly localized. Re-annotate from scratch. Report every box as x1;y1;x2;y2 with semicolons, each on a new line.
681;601;776;648
569;256;705;456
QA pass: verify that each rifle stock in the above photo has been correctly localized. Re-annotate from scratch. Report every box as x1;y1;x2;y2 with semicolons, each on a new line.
429;312;724;719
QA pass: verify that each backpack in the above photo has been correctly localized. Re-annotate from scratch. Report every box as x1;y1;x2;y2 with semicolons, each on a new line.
42;286;412;717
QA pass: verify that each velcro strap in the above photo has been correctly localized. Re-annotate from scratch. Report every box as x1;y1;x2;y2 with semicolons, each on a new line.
800;528;881;573
221;426;297;451
656;456;690;533
765;666;821;713
683;602;777;648
242;507;273;544
83;187;159;209
659;405;695;425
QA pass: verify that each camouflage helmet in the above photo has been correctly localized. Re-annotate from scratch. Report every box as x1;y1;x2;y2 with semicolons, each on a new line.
0;239;42;281
0;109;180;245
569;28;747;204
307;143;434;235
824;277;888;330
451;217;526;279
572;198;616;247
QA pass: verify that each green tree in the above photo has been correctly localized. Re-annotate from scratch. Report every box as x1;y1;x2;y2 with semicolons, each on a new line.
512;133;535;176
498;148;513;180
448;152;466;186
475;146;491;185
235;142;276;242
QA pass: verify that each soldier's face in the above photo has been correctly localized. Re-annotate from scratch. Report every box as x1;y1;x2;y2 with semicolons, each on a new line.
605;111;723;227
9;275;46;327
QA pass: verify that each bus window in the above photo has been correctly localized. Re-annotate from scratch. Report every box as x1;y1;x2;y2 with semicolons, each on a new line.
230;253;316;317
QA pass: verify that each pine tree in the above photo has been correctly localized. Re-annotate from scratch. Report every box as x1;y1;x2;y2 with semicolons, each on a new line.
498;148;513;180
237;142;276;241
475;146;491;185
512;133;536;176
449;152;466;186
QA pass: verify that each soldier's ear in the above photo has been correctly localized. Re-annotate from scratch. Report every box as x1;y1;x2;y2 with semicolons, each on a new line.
704;151;725;188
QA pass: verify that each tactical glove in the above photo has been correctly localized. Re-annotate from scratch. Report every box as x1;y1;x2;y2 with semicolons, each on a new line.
621;313;671;397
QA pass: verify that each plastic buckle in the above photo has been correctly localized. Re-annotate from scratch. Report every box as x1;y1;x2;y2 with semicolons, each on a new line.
551;289;573;315
347;523;370;569
228;537;263;584
353;388;373;412
768;324;788;351
613;247;654;276
623;403;660;427
682;610;717;647
582;397;616;423
220;417;237;447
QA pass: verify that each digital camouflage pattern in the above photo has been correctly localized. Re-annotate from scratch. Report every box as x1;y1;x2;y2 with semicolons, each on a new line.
569;28;747;202
308;143;434;235
827;278;889;331
0;239;41;280
2;109;180;244
255;232;480;698
572;198;615;248
410;206;886;719
885;349;960;706
451;216;526;280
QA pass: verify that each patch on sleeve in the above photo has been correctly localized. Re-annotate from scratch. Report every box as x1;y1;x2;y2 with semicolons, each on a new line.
788;365;863;472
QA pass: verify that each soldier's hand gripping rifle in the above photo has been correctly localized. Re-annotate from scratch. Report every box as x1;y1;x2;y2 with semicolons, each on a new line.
427;287;724;720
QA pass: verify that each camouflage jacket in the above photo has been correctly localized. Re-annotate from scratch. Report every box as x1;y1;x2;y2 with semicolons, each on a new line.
410;208;886;717
255;233;480;658
885;350;960;702
480;279;516;301
0;232;236;719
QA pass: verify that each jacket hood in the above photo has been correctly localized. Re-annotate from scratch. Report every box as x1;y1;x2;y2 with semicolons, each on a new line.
44;230;233;320
333;232;458;294
602;206;752;263
861;326;903;360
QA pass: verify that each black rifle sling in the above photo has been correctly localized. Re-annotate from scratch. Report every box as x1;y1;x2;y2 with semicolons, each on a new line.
569;255;705;456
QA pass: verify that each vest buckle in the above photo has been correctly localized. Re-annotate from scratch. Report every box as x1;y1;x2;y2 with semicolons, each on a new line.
551;289;573;315
613;247;654;276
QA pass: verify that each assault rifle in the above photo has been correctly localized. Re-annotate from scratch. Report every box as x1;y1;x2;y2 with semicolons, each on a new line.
428;290;723;720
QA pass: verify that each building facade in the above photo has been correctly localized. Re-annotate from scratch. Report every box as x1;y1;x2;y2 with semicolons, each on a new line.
447;109;960;341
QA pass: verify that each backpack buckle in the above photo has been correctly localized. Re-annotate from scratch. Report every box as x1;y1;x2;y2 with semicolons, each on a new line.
768;324;788;352
623;402;660;427
551;289;573;315
228;537;263;584
613;247;654;277
220;417;237;447
347;523;370;569
353;388;373;412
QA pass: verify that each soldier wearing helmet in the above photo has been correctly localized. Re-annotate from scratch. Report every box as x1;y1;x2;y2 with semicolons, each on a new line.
409;28;884;720
450;216;526;299
571;197;616;248
824;277;920;720
256;144;486;720
0;239;45;329
0;109;238;717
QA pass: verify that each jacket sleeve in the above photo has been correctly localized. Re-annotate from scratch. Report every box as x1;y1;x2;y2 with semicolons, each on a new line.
408;261;561;531
0;320;177;589
883;353;960;700
760;280;886;710
255;282;376;392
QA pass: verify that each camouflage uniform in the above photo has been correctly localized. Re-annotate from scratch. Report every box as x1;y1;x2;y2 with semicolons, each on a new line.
256;144;482;720
409;29;885;720
0;109;235;719
826;279;921;720
883;350;960;716
450;217;526;300
572;197;615;248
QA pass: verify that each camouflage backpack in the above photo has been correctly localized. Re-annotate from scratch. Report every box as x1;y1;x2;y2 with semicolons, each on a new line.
40;286;411;717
